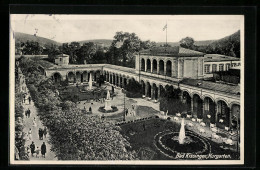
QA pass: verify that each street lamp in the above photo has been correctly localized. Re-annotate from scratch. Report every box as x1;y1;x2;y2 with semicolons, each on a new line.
122;88;126;121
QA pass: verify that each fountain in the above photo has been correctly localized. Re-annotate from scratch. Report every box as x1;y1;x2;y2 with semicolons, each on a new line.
104;89;112;111
178;118;186;144
98;89;118;113
154;117;211;159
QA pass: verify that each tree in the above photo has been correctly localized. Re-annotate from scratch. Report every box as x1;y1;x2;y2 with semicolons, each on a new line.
45;43;61;62
22;41;43;55
179;37;195;49
76;42;96;64
111;32;141;67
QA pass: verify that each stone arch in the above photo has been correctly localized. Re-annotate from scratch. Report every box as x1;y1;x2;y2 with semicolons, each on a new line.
230;102;240;130
141;80;146;96
152;59;157;74
141;58;145;71
216;99;230;128
146;81;151;98
82;71;88;82
166;60;172;77
159;60;164;75
203;96;216;124
192;93;203;119
147;59;151;72
76;71;82;83
52;72;62;84
67;71;75;83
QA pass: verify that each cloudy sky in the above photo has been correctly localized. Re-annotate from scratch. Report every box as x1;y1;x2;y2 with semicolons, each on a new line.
11;15;243;43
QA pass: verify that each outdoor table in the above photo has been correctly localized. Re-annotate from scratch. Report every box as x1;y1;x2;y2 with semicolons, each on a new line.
187;115;192;118
211;127;218;133
173;117;179;121
197;118;202;123
200;122;206;127
192;118;196;122
225;139;233;145
199;128;205;133
176;113;181;117
188;122;193;127
210;123;215;128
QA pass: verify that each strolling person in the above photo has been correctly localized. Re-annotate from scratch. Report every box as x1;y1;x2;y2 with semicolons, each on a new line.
23;94;26;103
89;106;92;114
32;117;37;127
41;142;47;158
28;128;32;140
30;141;35;157
43;127;48;139
27;108;31;118
35;147;40;158
28;96;31;104
38;128;43;140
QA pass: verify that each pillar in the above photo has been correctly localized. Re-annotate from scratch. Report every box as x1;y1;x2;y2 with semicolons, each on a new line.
202;100;205;119
145;59;147;72
158;87;160;99
229;107;232;128
122;77;125;87
151;85;154;99
157;60;160;74
215;102;218;123
164;61;167;76
145;83;148;97
151;60;153;73
191;97;193;114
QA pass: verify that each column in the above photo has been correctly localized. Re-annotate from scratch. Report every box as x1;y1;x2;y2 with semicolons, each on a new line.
202;100;205;119
122;77;125;88
144;59;147;72
215;102;218;123
112;74;114;85
164;61;167;76
151;60;153;73
157;60;160;74
158;87;160;99
191;97;193;114
145;83;148;97
151;86;154;99
229;108;232;128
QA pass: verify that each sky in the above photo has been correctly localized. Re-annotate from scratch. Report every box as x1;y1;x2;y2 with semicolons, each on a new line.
11;15;243;43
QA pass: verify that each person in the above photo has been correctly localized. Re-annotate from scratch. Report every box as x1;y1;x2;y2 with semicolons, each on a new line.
89;106;92;113
125;108;128;116
38;128;42;140
27;108;31;118
23;94;26;103
43;127;48;139
30;141;35;157
28;96;31;104
32;117;37;127
143;123;146;131
28;128;32;140
112;86;114;93
35;147;40;158
25;109;28;118
41;142;46;158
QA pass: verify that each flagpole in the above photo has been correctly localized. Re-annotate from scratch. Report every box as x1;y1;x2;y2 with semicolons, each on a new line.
166;21;167;46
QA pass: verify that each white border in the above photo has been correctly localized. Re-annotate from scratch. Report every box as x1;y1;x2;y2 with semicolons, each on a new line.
9;15;244;165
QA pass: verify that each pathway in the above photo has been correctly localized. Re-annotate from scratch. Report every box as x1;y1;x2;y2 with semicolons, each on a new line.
22;86;57;161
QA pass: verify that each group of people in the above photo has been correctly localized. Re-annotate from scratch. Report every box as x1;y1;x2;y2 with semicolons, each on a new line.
23;94;31;104
25;108;31;118
29;141;47;158
38;127;47;140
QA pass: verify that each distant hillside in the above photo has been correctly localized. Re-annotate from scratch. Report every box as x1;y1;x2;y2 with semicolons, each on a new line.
194;30;240;58
15;32;61;46
77;39;113;47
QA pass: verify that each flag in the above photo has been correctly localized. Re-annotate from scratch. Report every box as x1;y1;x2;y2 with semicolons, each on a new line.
163;24;167;31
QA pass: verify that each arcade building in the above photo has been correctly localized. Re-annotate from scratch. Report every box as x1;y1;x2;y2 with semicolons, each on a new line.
44;46;241;132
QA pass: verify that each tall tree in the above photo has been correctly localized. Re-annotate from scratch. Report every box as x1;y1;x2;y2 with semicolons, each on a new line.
22;41;43;55
179;37;195;49
76;42;96;64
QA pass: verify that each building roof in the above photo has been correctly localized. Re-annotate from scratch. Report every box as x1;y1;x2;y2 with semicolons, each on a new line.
139;46;205;57
204;54;240;62
180;78;240;95
55;54;69;58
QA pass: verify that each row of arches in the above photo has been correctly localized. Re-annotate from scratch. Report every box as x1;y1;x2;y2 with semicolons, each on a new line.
141;58;172;77
52;70;101;84
52;69;240;129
